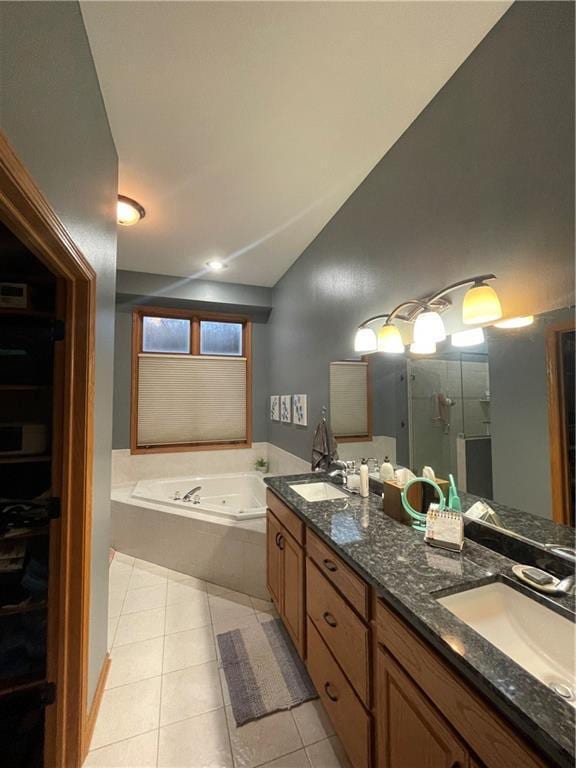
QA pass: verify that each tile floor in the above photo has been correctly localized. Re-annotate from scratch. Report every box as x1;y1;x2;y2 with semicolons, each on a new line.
85;553;351;768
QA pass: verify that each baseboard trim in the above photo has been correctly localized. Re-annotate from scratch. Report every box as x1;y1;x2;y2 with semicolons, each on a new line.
82;653;111;760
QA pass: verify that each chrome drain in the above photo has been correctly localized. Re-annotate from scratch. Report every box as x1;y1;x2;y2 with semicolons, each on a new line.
548;681;575;701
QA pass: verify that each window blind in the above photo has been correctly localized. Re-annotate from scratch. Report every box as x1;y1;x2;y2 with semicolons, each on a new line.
330;361;368;437
137;354;247;445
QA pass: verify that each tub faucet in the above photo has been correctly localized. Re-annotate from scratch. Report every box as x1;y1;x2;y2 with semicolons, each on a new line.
182;486;202;502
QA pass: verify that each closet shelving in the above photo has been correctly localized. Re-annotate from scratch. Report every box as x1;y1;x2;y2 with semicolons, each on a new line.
1;224;61;766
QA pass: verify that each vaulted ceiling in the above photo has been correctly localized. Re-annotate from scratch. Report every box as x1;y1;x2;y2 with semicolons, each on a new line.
82;1;511;286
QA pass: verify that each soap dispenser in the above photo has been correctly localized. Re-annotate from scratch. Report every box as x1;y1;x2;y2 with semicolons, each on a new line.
379;457;395;483
359;459;369;498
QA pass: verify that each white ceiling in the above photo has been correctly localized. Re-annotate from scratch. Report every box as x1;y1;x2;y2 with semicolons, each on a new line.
82;1;511;287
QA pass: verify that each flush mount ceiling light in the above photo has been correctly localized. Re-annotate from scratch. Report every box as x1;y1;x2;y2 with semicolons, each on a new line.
451;327;485;347
462;280;502;325
206;259;228;272
377;324;404;354
494;315;534;329
413;310;446;344
354;327;377;353
117;195;145;226
409;340;437;355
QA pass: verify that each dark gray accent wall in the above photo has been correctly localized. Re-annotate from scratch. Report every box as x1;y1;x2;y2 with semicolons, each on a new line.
1;2;118;703
113;271;272;449
268;1;575;463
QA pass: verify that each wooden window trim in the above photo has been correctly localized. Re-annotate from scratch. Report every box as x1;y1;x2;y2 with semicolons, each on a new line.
332;356;373;443
546;318;575;525
130;306;253;454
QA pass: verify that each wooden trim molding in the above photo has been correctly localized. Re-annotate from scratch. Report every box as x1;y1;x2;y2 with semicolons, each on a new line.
0;131;96;768
82;654;111;761
546;318;575;525
130;306;253;453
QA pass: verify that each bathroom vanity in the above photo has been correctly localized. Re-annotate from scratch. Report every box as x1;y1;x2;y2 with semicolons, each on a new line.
265;476;575;768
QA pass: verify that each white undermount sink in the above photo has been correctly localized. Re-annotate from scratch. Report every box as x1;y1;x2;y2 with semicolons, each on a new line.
437;581;576;705
289;482;348;502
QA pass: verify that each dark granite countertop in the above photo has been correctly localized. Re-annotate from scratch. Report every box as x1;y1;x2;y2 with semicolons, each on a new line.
265;473;576;768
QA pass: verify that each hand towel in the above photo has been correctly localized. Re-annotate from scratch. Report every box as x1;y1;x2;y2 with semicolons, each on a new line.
311;418;338;472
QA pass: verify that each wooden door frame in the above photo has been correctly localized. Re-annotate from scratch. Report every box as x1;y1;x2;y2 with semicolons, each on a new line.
546;317;575;526
0;132;96;767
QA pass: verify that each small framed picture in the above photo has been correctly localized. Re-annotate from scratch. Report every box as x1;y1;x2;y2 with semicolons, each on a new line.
280;395;292;423
293;394;307;426
270;395;280;421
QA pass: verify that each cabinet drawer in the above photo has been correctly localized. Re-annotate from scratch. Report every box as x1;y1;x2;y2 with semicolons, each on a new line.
307;619;371;768
307;559;370;706
307;529;368;619
266;490;304;545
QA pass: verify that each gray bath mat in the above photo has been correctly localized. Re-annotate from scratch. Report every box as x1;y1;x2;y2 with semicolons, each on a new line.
217;618;317;726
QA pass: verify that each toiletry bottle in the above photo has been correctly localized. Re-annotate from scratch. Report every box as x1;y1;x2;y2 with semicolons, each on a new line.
379;456;394;482
359;459;369;498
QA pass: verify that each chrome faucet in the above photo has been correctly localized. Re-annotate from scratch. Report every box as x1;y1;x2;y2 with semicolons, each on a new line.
182;486;202;503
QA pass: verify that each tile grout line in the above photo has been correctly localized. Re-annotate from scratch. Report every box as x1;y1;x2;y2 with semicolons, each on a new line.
156;577;169;767
212;599;236;767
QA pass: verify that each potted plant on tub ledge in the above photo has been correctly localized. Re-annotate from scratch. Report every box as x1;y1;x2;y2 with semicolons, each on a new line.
255;457;269;473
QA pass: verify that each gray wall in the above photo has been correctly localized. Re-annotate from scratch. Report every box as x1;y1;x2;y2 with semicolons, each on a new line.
113;270;272;449
268;1;575;463
1;2;118;703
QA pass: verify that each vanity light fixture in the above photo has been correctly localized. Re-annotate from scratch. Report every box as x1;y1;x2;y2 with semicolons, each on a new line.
354;326;377;353
409;339;437;355
353;274;501;355
494;315;534;329
413;310;446;344
462;280;502;325
451;327;485;347
117;195;145;226
377;323;404;354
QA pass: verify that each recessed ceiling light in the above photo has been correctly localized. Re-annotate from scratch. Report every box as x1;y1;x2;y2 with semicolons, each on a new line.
117;195;145;226
494;315;534;329
206;260;227;272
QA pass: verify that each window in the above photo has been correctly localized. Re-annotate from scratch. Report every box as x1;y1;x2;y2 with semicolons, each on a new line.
329;360;371;441
132;309;252;452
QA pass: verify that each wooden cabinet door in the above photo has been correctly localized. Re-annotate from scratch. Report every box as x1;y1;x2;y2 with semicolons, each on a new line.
377;646;469;768
281;530;305;657
266;511;283;611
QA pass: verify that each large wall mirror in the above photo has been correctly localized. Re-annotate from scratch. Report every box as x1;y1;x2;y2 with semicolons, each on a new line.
330;306;575;541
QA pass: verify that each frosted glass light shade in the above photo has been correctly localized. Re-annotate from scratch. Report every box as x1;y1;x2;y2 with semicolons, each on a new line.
117;195;145;226
354;327;377;353
494;315;534;329
413;311;446;344
462;283;502;324
451;327;485;347
409;340;436;355
377;324;404;354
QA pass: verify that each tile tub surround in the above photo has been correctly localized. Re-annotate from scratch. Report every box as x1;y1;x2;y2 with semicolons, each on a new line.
89;554;349;768
111;486;268;599
264;474;576;768
112;442;310;487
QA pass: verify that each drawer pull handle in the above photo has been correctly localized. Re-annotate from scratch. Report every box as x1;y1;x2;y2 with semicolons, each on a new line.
323;612;338;628
275;533;281;547
323;559;338;573
277;534;285;551
324;682;339;702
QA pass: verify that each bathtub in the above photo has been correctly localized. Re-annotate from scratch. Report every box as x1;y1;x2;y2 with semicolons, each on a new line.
131;472;267;521
111;471;270;598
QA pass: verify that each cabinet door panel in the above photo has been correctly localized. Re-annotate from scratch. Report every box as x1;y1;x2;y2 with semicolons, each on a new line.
377;646;468;768
282;531;305;657
266;511;283;610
